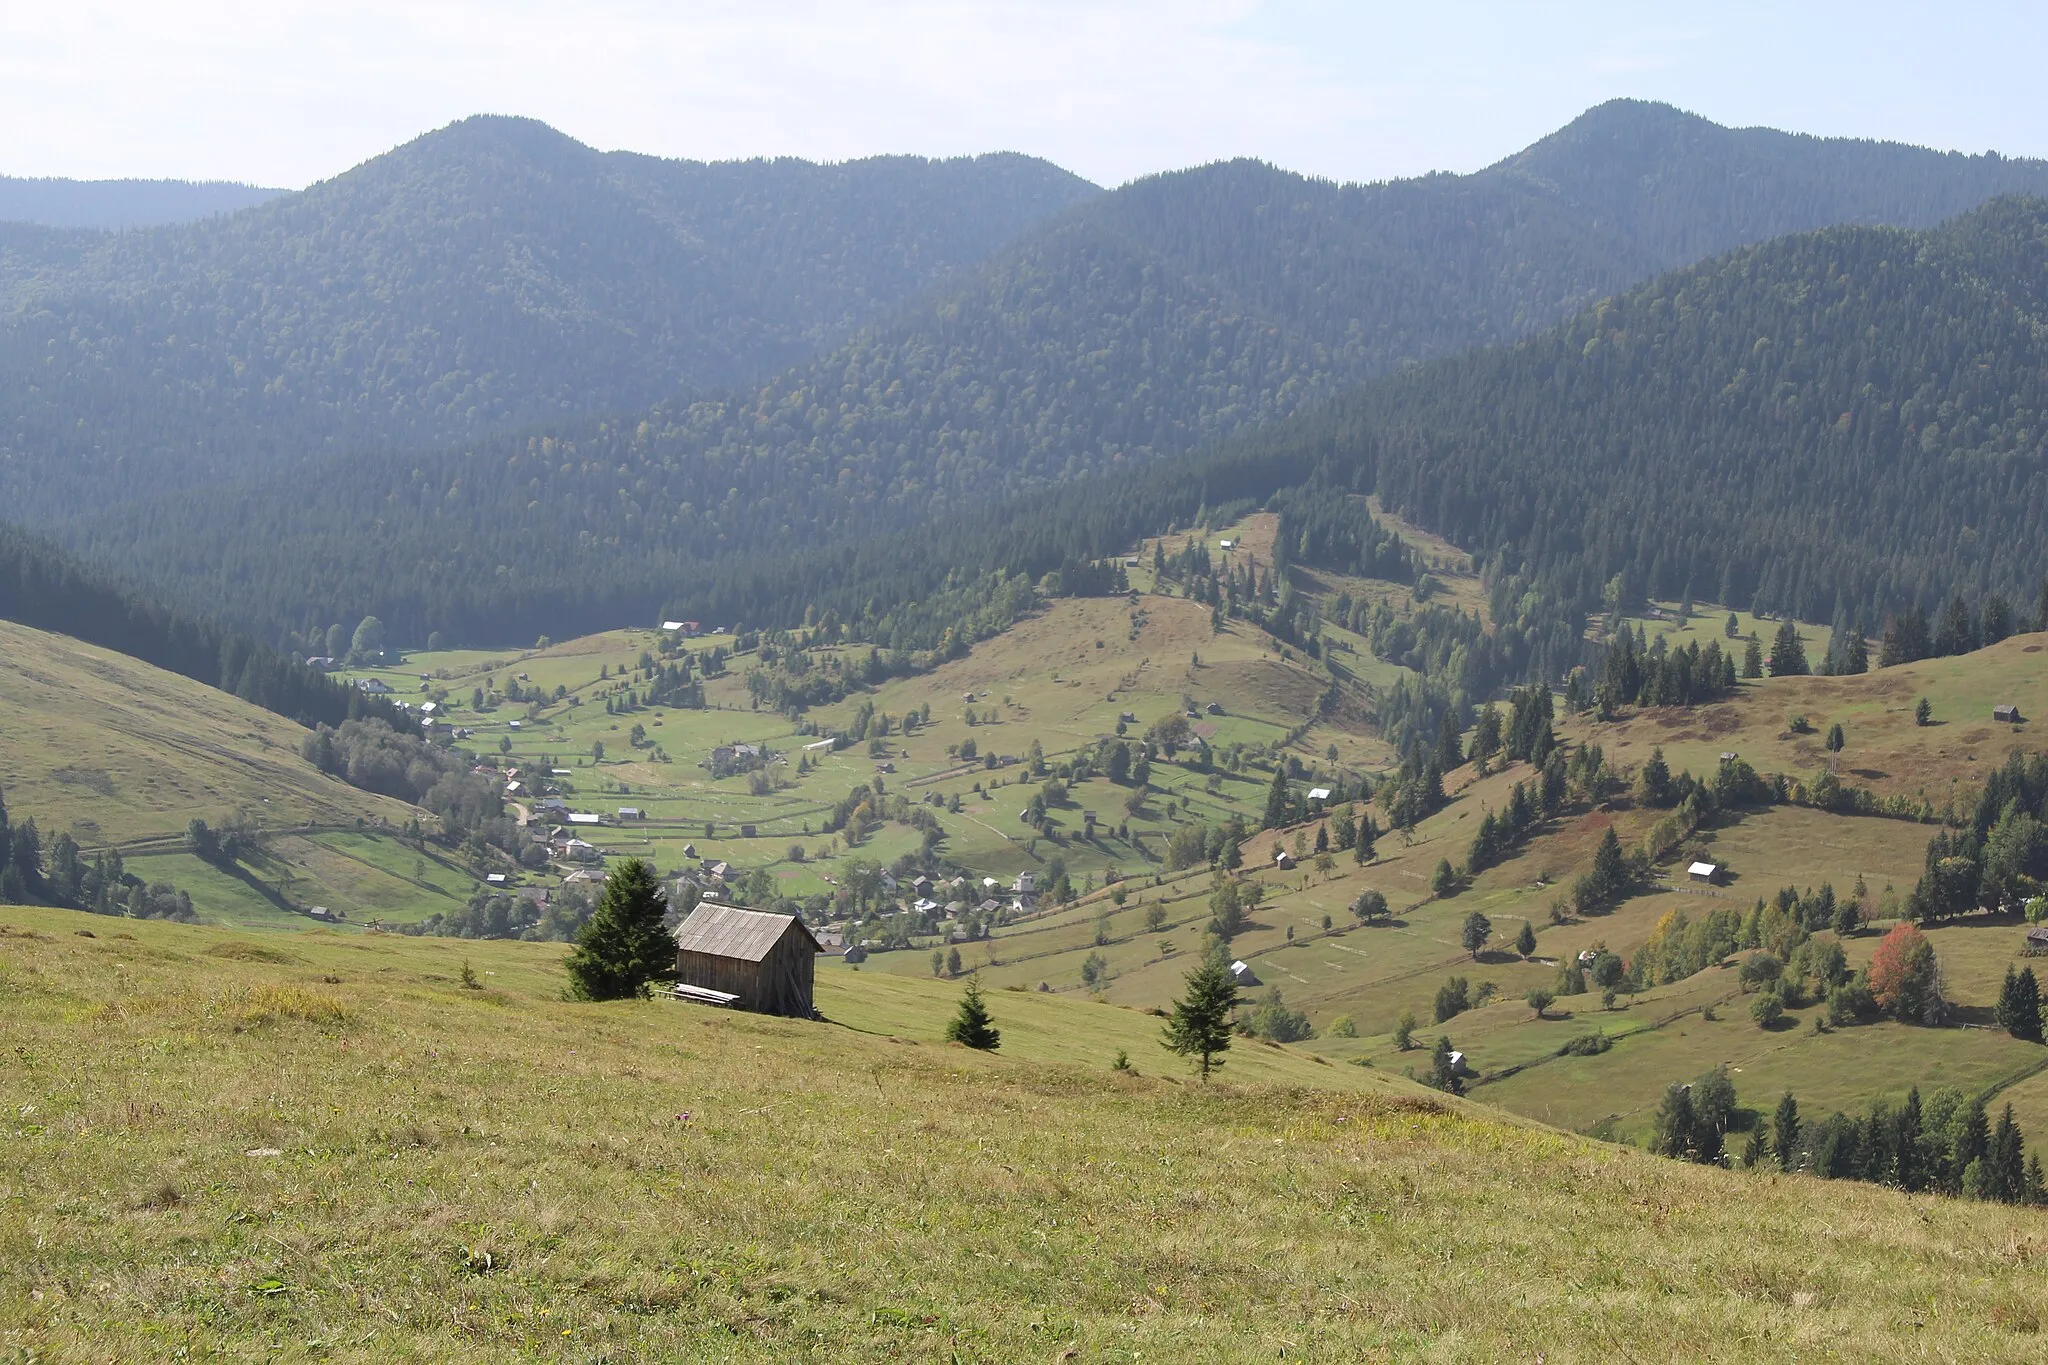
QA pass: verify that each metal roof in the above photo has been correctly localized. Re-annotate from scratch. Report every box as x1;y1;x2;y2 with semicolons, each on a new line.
671;900;821;962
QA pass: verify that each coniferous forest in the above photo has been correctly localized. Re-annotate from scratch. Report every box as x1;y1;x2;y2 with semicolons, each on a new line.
20;100;2048;649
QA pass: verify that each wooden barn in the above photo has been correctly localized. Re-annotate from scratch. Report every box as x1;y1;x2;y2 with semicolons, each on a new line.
670;900;822;1018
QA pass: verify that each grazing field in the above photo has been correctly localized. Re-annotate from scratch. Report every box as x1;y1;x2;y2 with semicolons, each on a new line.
7;902;2048;1362
1578;630;2048;807
0;621;415;845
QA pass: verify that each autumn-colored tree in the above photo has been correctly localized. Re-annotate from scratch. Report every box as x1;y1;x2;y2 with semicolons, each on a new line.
1868;922;1944;1024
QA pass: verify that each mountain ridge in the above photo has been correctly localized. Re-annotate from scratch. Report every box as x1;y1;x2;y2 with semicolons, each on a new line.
55;101;2048;646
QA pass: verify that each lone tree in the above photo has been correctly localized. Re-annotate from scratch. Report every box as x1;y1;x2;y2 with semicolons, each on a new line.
564;858;671;1001
1915;697;1933;726
1514;920;1537;958
1161;956;1238;1081
1461;910;1492;959
1526;988;1555;1019
945;975;1001;1051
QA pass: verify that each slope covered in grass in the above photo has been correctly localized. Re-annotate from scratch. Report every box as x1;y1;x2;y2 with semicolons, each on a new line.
4;905;2047;1361
0;619;414;845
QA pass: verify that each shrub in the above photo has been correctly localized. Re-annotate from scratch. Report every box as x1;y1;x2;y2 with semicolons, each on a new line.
1559;1031;1611;1057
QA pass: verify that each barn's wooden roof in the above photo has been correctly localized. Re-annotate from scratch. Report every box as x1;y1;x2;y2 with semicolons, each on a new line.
672;900;821;962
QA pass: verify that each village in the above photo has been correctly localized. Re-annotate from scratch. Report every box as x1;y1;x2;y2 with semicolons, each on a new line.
309;528;1372;978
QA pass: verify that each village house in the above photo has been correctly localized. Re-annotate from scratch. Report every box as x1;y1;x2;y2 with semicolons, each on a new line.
1274;850;1296;870
1306;787;1332;804
356;677;393;694
1012;872;1036;894
1995;704;2025;724
670;900;823;1017
1688;861;1722;885
1229;960;1260;987
616;807;642;820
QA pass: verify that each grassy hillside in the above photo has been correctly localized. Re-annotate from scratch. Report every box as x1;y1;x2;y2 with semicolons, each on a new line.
338;562;1373;911
6;903;2048;1360
0;619;414;845
914;620;2048;1152
0;619;492;930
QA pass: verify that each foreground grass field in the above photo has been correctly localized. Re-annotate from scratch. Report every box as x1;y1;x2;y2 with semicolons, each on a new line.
7;904;2048;1362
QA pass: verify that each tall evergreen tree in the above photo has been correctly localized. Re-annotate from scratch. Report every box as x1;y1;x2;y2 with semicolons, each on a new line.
1988;1104;2025;1203
1161;957;1238;1081
1767;619;1809;676
1261;763;1290;831
563;858;672;1001
1997;965;2044;1041
1772;1091;1801;1170
1650;1083;1698;1159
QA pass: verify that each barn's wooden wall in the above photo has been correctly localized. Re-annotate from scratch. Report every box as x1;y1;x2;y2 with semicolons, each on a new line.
676;928;815;1017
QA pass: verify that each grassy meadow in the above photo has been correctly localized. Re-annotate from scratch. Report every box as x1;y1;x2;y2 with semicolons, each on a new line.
9;903;2048;1362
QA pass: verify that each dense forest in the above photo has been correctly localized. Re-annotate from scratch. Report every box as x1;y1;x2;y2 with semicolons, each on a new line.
1265;194;2048;626
0;117;1097;518
55;102;2048;645
0;524;409;731
0;175;283;229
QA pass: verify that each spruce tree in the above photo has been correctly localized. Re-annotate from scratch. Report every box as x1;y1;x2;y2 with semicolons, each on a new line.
945;976;1001;1050
1772;1091;1801;1169
1988;1104;2025;1203
1261;764;1290;830
1650;1083;1697;1159
1161;957;1237;1081
1767;620;1809;676
2019;967;2045;1043
564;859;672;1001
1514;920;1537;958
1589;826;1627;905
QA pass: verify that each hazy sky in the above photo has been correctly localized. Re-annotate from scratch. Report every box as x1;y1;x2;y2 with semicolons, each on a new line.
5;1;2045;188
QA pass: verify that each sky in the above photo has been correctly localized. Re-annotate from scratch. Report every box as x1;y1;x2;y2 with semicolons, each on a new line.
4;1;2046;189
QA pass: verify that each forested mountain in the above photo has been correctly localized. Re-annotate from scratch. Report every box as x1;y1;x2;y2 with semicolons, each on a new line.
0;175;284;229
0;118;1096;516
1235;194;2048;627
57;101;2048;647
